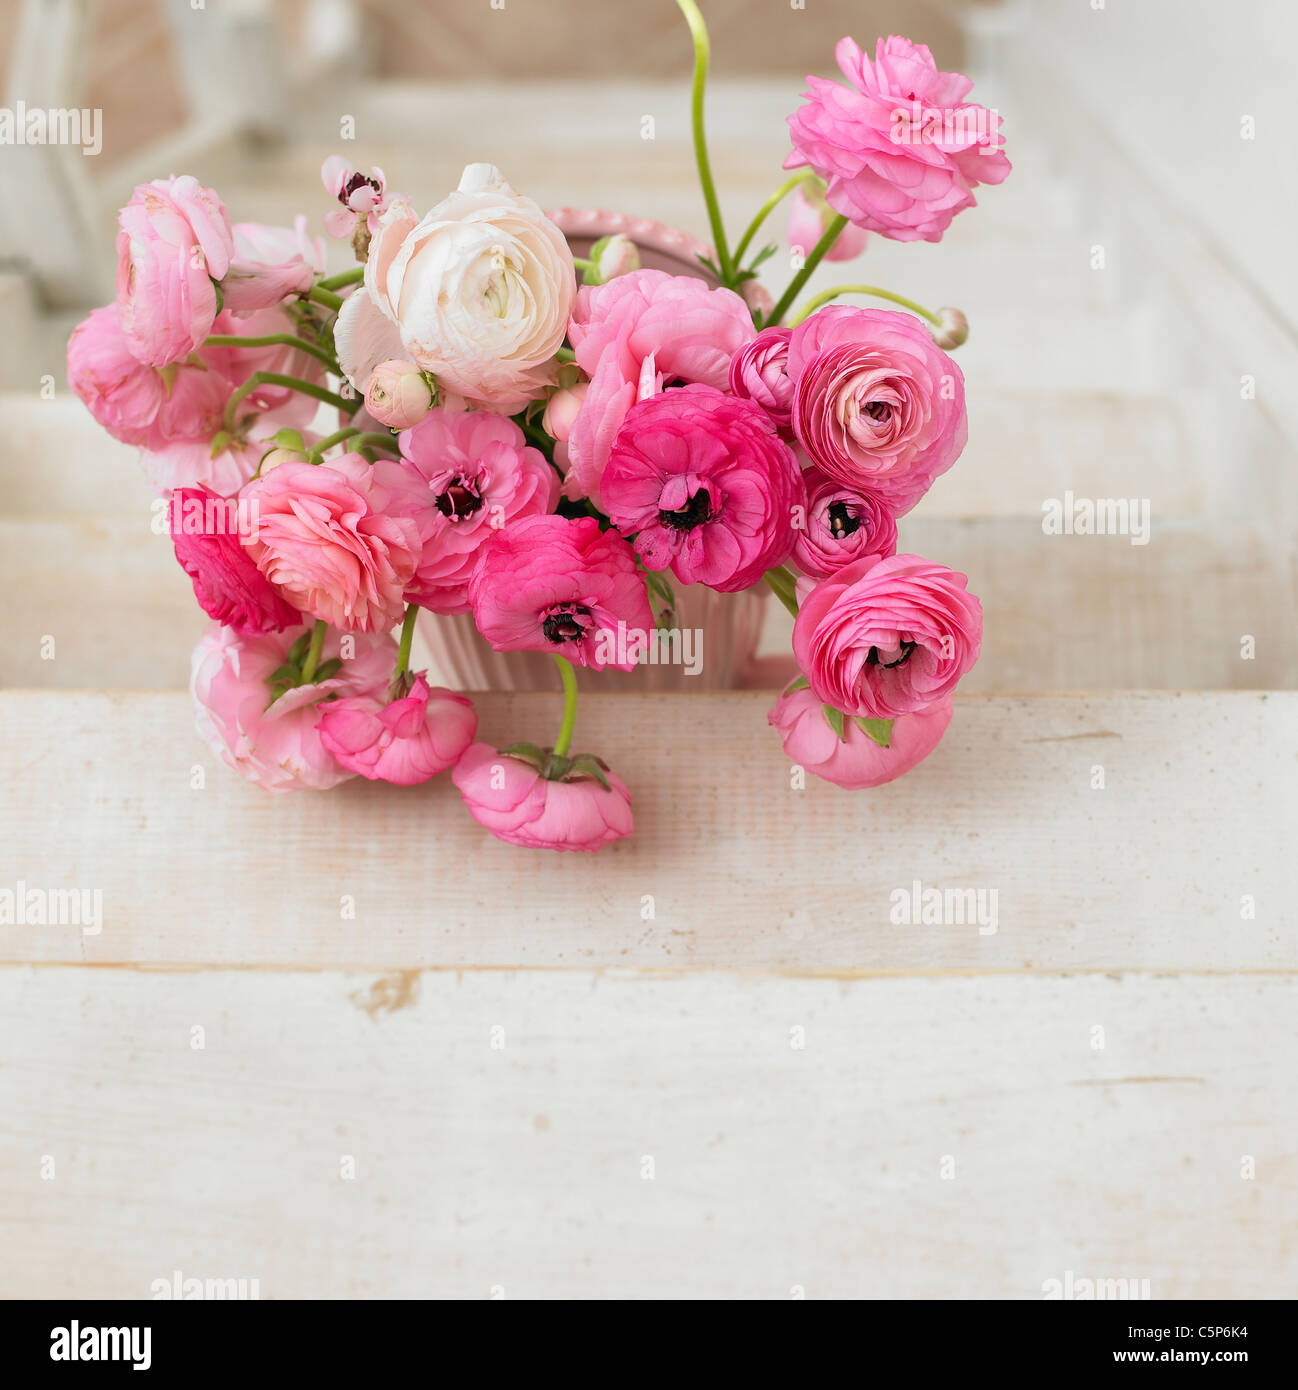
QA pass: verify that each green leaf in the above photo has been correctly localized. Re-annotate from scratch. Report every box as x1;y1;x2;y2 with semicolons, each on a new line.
499;741;550;771
695;254;721;279
822;703;846;741
286;633;311;664
855;716;893;748
782;674;810;696
310;658;343;684
565;753;612;791
748;242;779;271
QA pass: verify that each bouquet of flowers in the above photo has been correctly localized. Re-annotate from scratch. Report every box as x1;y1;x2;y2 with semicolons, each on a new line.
67;1;1008;852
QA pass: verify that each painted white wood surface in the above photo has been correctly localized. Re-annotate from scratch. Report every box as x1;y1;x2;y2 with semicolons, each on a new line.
0;966;1292;1299
1;691;1293;973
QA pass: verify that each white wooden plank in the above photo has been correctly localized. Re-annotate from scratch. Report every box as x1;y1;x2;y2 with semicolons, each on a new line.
0;691;1294;972
0;966;1292;1299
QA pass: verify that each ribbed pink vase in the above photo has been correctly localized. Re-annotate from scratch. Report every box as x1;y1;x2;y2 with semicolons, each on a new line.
417;211;775;693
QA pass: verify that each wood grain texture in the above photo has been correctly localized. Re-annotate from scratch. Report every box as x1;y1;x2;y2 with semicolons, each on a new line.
0;691;1293;972
0;965;1292;1299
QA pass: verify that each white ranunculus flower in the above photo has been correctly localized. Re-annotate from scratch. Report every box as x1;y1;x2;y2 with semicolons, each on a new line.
335;164;576;412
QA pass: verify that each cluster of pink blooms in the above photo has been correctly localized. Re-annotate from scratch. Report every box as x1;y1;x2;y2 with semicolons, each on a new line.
69;31;1005;851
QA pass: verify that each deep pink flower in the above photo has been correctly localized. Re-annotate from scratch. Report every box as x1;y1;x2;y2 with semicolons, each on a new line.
768;686;952;788
169;486;300;634
728;326;795;431
785;35;1010;243
241;454;420;633
317;673;477;785
792;463;898;578
373;408;559;616
792;552;981;718
564;269;756;505
786;183;869;260
115;176;234;365
602;385;804;593
452;742;632;852
191;621;395;792
467;514;652;671
788;305;966;514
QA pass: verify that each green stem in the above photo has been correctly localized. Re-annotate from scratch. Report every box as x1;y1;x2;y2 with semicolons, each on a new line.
788;283;943;329
764;213;849;326
307;284;344;312
763;566;799;619
300;620;327;683
573;257;596;274
351;431;401;456
223;371;358;431
732;169;817;268
317;267;365;291
674;0;733;285
204;332;338;371
551;655;579;758
307;427;359;462
396;602;419;675
556;346;576;363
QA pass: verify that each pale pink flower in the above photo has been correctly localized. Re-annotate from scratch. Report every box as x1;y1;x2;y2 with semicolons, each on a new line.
240;454;420;632
602;386;804;593
786;183;868;260
115;175;234;365
317;674;477;785
321;157;390;238
452;742;633;852
792;464;898;578
785;35;1010;243
564;268;756;505
364;359;433;429
542;382;588;443
191;622;395;792
768;687;952;788
221;217;325;313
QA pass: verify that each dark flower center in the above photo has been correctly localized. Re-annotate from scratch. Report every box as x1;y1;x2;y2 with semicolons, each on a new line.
864;400;892;422
826;501;862;539
866;640;917;669
542;605;592;645
658;487;714;532
434;478;483;519
340;171;382;204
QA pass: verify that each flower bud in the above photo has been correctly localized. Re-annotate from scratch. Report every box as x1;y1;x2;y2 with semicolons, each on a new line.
787;183;868;262
932;307;968;350
542;382;589;443
364;358;434;428
585;233;640;286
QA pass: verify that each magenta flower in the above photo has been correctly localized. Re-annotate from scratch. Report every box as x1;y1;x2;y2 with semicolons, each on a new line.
601;385;804;593
564;269;756;505
792;464;898;579
785;36;1010;243
789;306;966;515
452;742;632;852
317;674;477;785
373;408;558;615
241;454;421;633
728;326;795;432
768;687;952;789
467;514;652;672
792;552;982;719
170;486;300;635
191;622;395;793
115;176;234;366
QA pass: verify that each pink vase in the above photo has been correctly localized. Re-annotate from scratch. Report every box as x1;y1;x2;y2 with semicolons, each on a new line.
417;211;774;692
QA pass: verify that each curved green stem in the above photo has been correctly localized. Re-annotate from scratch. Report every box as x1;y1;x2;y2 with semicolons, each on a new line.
351;431;401;456
764;213;849;326
788;283;943;329
204;332;338;371
573;257;596;275
317;267;365;292
223;371;358;431
307;284;344;312
300;620;328;684
307;426;359;462
732;169;817;268
551;655;579;758
674;0;733;285
396;602;419;675
763;566;799;619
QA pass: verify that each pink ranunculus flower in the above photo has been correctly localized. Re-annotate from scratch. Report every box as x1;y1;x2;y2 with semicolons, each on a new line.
335;164;574;412
768;686;952;788
467;514;652;671
240;454;420;632
542;381;588;443
221;217;326;313
601;385;804;593
792;552;982;719
788;305;966;514
363;359;433;430
191;621;395;792
452;742;633;852
169;486;300;635
564;268;756;506
317;673;477;785
728;325;795;431
785;35;1011;243
792;463;898;579
373;409;559;616
321;157;390;239
115;175;234;366
786;183;869;260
